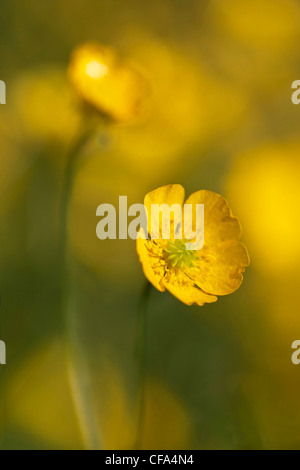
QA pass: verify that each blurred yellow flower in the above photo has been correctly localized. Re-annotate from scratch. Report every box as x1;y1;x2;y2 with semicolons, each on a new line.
226;143;300;274
137;184;249;306
68;42;147;123
4;339;191;449
210;0;300;54
91;355;191;450
5;339;84;449
111;33;249;176
11;67;81;143
205;0;300;91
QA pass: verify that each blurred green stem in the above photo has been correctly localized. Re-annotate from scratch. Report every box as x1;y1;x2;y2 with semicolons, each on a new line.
135;281;152;450
60;125;101;450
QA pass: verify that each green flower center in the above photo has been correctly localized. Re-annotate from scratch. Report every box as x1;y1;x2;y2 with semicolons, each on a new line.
164;239;198;269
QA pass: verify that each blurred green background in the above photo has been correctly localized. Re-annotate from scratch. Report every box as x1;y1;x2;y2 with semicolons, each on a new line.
1;0;300;450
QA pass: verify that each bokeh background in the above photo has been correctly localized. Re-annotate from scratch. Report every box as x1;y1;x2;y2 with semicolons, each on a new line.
1;0;300;450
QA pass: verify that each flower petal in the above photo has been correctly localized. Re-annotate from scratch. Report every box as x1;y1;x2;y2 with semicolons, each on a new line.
184;190;242;246
163;278;218;306
144;184;185;239
190;240;250;296
68;42;147;122
136;229;166;292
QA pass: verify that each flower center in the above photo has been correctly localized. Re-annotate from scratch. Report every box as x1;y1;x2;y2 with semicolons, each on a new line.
164;239;198;269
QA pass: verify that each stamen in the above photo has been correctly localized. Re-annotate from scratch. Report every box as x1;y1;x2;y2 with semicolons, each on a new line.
163;239;199;269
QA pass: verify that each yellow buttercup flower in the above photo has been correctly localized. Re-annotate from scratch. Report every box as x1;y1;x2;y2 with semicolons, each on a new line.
137;184;249;306
68;42;147;123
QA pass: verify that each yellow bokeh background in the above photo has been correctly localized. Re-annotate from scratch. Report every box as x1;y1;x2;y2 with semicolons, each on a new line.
1;0;300;450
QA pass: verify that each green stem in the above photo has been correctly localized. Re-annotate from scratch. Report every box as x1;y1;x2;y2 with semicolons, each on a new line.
60;126;101;450
135;281;152;450
59;128;91;257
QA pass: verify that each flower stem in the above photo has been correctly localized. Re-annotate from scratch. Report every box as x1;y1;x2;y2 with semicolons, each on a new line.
60;125;101;450
135;280;152;450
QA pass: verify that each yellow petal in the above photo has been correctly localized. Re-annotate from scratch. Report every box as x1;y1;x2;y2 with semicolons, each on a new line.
68;42;147;123
144;184;185;239
190;240;250;296
184;190;241;246
163;278;217;306
136;230;165;292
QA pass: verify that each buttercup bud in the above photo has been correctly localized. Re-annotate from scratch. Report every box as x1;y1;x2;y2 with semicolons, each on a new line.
68;42;147;123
